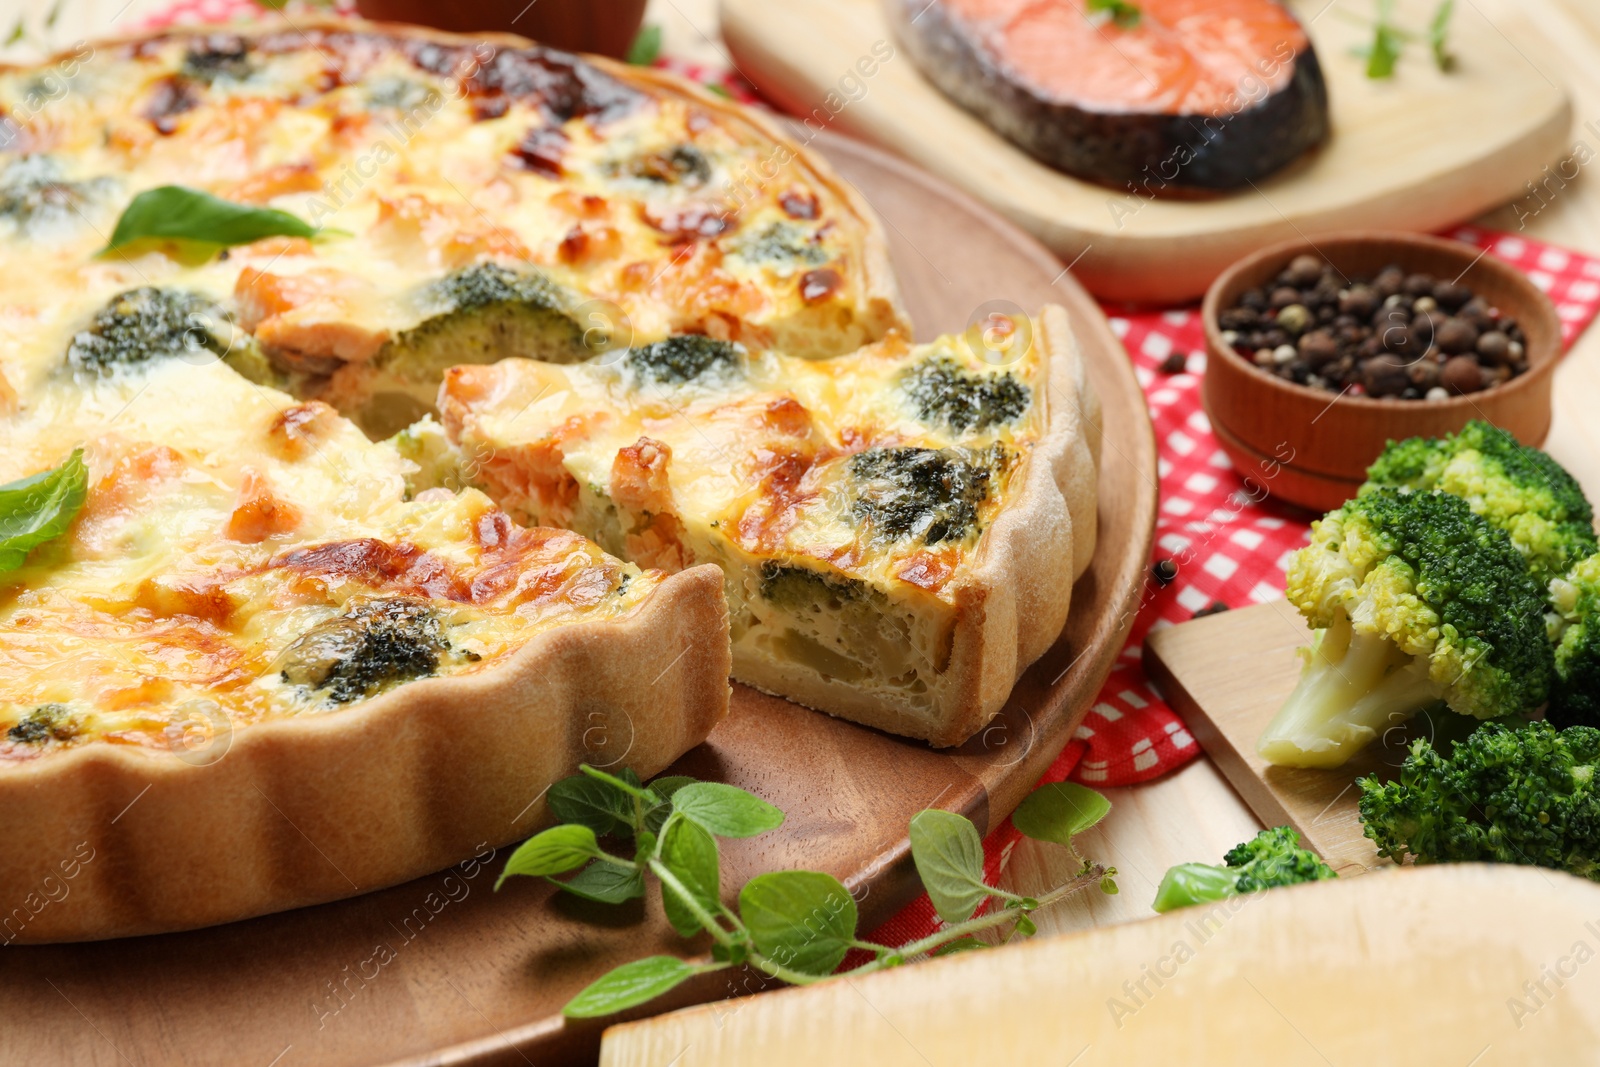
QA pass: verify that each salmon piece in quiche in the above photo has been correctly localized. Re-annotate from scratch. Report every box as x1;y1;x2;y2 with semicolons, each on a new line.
437;306;1100;746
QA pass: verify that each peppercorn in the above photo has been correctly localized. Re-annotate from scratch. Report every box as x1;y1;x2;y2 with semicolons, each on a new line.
1298;330;1339;366
1441;355;1484;394
1434;317;1479;355
1362;354;1411;397
1285;254;1325;288
1158;351;1188;375
1403;272;1436;296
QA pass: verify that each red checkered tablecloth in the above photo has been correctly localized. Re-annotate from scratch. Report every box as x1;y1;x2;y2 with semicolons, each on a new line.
136;0;1600;947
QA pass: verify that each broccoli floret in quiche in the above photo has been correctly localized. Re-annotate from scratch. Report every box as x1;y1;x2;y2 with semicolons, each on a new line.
0;156;114;238
758;561;866;612
349;264;592;437
848;444;1011;546
66;287;233;373
386;262;590;369
278;598;451;705
730;221;827;268
614;143;712;186
6;703;78;745
1362;420;1596;586
625;334;743;386
180;34;253;84
1258;488;1553;769
901;355;1031;435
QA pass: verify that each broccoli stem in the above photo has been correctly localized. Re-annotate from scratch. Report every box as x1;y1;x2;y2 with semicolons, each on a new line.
1257;614;1442;769
1150;863;1240;913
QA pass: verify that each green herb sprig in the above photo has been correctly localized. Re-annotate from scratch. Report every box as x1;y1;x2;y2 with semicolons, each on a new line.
1349;0;1455;79
498;765;1116;1019
0;448;87;574
102;185;330;256
1086;0;1142;31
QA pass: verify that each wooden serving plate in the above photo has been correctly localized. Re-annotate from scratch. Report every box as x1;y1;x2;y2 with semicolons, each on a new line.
0;132;1156;1067
720;0;1573;304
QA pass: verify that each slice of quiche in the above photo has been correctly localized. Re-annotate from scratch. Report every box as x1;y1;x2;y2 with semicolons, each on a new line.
0;347;728;941
437;305;1099;746
0;20;905;438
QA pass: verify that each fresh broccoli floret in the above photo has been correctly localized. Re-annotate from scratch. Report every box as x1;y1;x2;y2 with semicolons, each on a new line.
1362;420;1596;586
6;703;77;745
66;287;232;373
848;444;1011;546
625;335;742;385
0;156;114;238
1546;551;1600;729
1358;720;1600;880
901;355;1031;435
278;598;449;704
1258;488;1553;769
1151;826;1335;913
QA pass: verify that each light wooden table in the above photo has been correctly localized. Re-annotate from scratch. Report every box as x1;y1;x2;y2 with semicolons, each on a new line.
5;0;1597;935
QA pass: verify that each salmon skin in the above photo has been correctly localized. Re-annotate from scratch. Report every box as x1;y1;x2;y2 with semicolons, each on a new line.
888;0;1330;194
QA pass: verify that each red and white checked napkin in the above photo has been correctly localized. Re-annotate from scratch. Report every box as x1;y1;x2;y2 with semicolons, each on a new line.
137;0;1600;947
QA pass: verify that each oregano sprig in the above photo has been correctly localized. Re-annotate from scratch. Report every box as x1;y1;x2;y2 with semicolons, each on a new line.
497;766;1117;1019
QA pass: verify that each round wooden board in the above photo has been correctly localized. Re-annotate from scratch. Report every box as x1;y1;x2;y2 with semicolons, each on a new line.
1;132;1156;1067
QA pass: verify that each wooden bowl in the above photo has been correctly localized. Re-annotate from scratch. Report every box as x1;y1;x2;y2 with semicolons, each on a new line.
1201;232;1561;513
352;0;648;59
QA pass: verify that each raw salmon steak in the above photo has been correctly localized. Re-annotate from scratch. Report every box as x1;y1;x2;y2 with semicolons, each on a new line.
888;0;1330;194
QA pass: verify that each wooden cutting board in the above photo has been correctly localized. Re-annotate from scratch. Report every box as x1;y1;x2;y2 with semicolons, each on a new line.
599;863;1600;1065
720;0;1573;304
0;131;1157;1067
1142;600;1399;876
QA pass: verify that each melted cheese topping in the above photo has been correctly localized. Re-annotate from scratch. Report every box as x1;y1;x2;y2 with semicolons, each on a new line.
0;25;889;404
0;360;657;760
437;318;1047;708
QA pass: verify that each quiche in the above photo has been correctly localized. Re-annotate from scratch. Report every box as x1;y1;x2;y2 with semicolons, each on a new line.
0;348;729;941
0;17;1099;941
0;18;906;437
437;305;1099;745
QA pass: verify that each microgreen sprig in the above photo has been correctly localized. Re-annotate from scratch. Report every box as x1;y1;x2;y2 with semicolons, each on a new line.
498;765;1117;1018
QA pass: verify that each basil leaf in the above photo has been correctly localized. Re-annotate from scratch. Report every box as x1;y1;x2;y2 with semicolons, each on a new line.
658;817;720;937
495;824;601;888
547;774;633;838
104;186;319;253
1011;782;1111;846
739;870;856;976
1151;863;1240;913
625;23;662;67
551;859;645;904
563;955;693;1018
671;782;784;838
908;809;989;924
1;448;87;573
